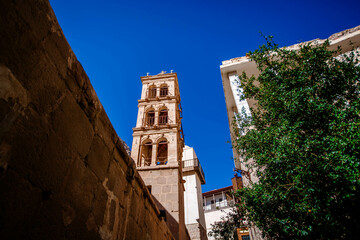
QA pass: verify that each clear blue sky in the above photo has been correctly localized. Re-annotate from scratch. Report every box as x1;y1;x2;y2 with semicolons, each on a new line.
49;0;360;192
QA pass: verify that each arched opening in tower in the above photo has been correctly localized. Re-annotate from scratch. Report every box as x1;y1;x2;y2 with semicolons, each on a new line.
159;109;168;125
141;141;152;166
157;141;168;165
146;110;155;126
160;85;168;97
149;85;157;98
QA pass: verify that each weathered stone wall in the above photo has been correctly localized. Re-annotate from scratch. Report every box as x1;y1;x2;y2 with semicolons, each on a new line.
0;1;174;239
140;168;180;218
186;223;207;240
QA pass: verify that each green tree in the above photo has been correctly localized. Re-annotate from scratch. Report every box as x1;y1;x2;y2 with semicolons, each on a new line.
209;204;247;240
235;38;360;239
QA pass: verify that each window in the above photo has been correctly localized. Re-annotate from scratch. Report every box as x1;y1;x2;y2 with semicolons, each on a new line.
141;141;152;166
157;140;168;165
148;86;156;98
241;235;250;240
160;85;168;97
146;110;155;126
159;109;168;125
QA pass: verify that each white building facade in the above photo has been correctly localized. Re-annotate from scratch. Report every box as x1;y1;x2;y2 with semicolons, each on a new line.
182;146;207;240
202;186;236;240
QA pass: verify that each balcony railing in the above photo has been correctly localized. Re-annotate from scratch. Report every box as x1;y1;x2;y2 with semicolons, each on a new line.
203;199;234;212
182;158;205;183
142;116;175;128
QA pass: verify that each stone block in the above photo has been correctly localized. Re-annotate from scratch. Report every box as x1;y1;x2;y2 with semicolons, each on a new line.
171;185;179;193
160;194;166;202
52;93;94;158
107;162;127;206
172;202;179;212
125;216;143;240
163;202;173;212
166;174;178;185
139;170;150;178
166;193;178;202
94;109;119;148
152;185;162;195
114;206;127;238
3;108;49;182
30;131;75;192
149;170;160;177
86;135;111;181
156;176;167;184
90;184;108;227
61;157;98;213
162;185;171;193
112;147;128;173
160;169;172;176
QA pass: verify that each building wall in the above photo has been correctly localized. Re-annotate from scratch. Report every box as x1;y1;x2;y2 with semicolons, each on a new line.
140;168;181;219
204;207;232;240
183;146;207;240
183;173;207;240
0;1;176;239
184;174;200;223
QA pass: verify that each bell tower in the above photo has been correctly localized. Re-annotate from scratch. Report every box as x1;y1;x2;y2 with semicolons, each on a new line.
131;72;185;239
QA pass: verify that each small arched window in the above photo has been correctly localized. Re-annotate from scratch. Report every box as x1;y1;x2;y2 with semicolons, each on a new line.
141;141;152;166
146;110;155;126
157;140;168;165
148;85;157;98
160;85;168;97
159;109;168;125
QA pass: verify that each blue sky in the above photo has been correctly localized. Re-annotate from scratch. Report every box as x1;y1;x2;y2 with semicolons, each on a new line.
49;0;360;192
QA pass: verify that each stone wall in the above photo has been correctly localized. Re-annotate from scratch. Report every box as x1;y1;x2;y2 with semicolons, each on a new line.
0;1;175;239
140;168;180;219
186;223;207;240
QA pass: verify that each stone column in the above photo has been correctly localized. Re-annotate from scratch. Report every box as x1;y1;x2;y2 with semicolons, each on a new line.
151;142;157;166
155;109;159;126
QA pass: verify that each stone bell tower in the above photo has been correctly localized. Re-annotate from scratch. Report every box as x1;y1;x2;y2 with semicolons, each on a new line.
131;72;185;239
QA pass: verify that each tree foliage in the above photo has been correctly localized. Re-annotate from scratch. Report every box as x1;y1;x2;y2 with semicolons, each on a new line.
209;204;247;240
235;38;360;239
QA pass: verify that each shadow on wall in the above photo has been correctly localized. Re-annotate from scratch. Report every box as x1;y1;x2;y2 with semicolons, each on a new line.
0;1;175;239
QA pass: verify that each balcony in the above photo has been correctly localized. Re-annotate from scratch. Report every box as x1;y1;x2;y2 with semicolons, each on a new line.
140;116;175;129
182;158;205;184
203;199;235;212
